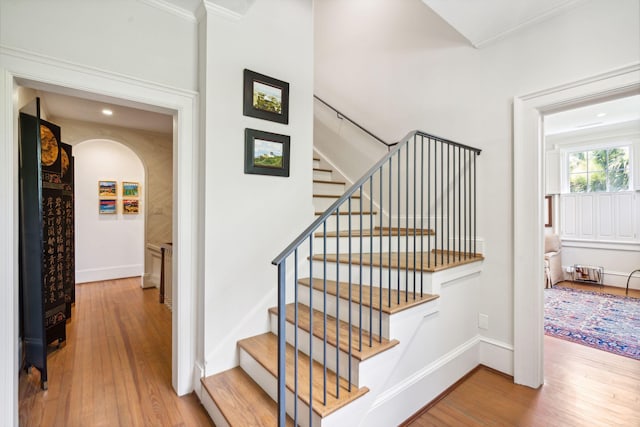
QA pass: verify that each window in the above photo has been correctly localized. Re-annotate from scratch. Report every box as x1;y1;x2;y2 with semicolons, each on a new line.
568;147;630;192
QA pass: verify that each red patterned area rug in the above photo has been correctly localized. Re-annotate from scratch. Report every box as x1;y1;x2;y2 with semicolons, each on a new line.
544;286;640;360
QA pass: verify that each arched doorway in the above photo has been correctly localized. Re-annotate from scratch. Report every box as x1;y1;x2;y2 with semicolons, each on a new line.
73;139;146;283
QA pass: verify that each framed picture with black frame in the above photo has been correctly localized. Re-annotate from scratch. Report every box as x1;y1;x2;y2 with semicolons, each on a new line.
244;128;290;177
243;69;289;124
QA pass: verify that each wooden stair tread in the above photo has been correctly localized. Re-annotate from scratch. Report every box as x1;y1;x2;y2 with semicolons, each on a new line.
311;251;484;273
298;278;439;315
314;167;332;172
238;333;369;418
313;179;345;185
268;303;399;361
201;367;294;427
315;226;434;238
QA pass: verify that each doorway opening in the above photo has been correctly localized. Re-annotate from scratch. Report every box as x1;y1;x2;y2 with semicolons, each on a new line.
513;64;640;388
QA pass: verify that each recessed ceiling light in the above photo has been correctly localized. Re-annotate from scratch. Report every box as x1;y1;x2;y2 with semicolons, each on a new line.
102;109;113;116
596;112;606;118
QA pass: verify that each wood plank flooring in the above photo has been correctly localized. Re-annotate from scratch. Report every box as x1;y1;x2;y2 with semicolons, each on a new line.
405;284;640;427
18;277;213;427
554;280;640;298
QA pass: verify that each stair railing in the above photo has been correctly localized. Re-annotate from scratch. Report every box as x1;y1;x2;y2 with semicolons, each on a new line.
314;95;396;151
272;130;481;427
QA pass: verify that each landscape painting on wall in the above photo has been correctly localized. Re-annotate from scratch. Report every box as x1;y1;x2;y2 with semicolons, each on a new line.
122;181;139;197
99;199;117;214
244;128;290;177
99;180;117;198
122;199;139;214
243;69;289;124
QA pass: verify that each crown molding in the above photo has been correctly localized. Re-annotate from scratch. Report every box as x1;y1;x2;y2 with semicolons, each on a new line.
202;0;256;21
137;0;197;22
0;45;198;99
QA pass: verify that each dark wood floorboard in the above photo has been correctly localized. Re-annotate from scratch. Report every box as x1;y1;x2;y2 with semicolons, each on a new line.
19;277;214;427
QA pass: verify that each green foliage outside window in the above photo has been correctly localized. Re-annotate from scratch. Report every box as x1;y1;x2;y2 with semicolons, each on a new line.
568;147;630;192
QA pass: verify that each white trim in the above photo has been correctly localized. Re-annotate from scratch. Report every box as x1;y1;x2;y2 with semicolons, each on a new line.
202;0;246;21
479;337;514;376
371;335;480;409
0;45;198;100
0;47;201;427
513;63;640;388
0;67;19;427
75;265;145;284
562;238;640;251
472;0;584;49
137;0;197;22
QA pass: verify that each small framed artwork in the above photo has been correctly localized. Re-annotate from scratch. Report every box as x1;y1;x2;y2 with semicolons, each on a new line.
122;181;140;198
99;199;117;214
122;199;139;214
544;195;552;227
244;128;290;177
243;69;289;124
99;180;117;198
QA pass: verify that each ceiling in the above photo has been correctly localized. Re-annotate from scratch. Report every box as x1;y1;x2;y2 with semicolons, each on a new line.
36;90;173;135
421;0;584;48
545;95;640;136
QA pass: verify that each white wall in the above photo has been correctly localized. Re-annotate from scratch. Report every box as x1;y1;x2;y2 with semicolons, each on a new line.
315;0;640;354
73;139;145;283
52;117;173;287
200;0;314;375
0;0;197;91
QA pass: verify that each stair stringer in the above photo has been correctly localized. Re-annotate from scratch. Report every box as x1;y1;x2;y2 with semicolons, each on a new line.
356;260;483;427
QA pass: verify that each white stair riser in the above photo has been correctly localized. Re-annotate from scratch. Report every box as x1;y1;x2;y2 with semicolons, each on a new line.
239;348;322;427
313;181;346;196
298;287;391;339
313;159;321;169
200;388;231;427
312;235;435;254
315;213;378;232
309;260;435;294
313;196;362;212
268;312;362;386
313;169;333;181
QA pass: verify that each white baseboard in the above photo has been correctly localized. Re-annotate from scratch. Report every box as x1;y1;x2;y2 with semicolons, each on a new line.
192;360;205;400
479;336;514;375
76;264;143;283
142;272;159;289
362;336;480;427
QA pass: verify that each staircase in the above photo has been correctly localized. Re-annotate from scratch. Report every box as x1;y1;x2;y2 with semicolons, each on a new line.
200;133;483;426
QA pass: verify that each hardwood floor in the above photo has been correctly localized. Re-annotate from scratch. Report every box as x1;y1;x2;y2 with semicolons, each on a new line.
405;283;640;426
554;280;640;298
19;278;213;427
21;277;638;426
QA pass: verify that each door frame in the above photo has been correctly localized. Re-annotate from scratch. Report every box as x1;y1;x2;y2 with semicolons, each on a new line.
0;48;202;425
513;63;640;388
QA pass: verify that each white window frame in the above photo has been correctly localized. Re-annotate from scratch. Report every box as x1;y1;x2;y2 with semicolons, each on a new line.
561;140;635;194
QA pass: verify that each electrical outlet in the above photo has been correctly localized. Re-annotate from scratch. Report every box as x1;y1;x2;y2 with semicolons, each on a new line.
478;313;489;330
